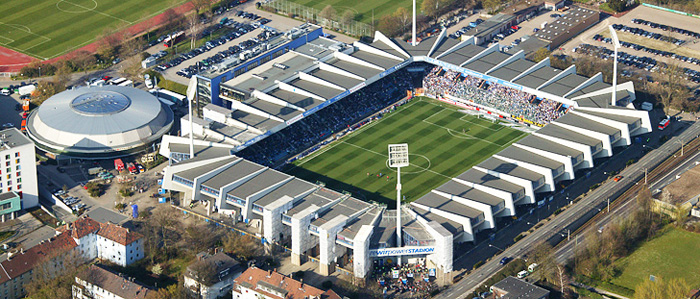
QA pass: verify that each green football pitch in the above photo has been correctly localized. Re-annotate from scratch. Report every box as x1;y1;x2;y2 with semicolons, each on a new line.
284;97;527;207
0;0;187;59
287;0;422;24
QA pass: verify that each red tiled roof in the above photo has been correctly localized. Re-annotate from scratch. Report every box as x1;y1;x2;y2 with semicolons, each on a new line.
77;265;152;299
97;222;143;246
234;267;340;299
68;217;101;239
0;232;77;282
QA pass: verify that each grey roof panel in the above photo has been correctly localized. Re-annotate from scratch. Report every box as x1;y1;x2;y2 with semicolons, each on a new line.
327;58;382;78
411;206;464;235
349;50;402;69
516;135;583;158
496;145;564;170
255;178;316;207
247;99;303;121
308;68;362;89
175;157;237;181
287;78;340;99
286;188;343;216
201;159;265;190
369;40;405;59
435;180;505;206
556;113;620;136
576;110;639;125
455;169;525;195
312;197;371;226
267;88;326;110
431;38;461;58
413;191;483;219
229;110;282;131
536;124;602;147
227;169;291;199
478;157;544;182
439;44;486;66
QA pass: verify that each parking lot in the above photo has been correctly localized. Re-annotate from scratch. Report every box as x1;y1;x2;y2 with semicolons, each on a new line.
558;5;700;81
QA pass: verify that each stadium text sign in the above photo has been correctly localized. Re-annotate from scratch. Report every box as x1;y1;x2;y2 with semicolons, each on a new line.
369;246;436;257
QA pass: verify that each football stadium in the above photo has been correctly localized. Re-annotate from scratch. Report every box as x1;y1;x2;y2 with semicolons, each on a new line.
159;23;652;281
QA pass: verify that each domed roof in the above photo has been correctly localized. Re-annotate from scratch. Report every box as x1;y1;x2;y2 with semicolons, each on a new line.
26;86;174;157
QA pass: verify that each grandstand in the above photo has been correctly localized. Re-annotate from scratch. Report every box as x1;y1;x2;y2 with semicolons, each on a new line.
161;25;652;282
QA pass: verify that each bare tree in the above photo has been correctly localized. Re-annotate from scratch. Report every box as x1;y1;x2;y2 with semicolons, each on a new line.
653;61;690;115
319;5;337;25
223;232;261;261
341;10;356;26
395;7;410;31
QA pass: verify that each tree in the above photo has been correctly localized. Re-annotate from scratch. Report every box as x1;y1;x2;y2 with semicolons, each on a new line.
530;242;557;284
637;185;653;220
146;282;187;299
32;80;66;105
182;222;216;253
319;5;337;22
653;61;690;114
377;14;402;37
223;232;261;261
482;0;502;13
395;7;410;31
608;0;626;12
150;206;179;250
341;10;356;25
531;48;551;63
674;204;690;226
25;251;88;299
421;0;441;20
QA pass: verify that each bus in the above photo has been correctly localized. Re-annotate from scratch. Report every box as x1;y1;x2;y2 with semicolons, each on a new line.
658;118;670;130
163;31;184;47
118;80;134;87
109;77;127;85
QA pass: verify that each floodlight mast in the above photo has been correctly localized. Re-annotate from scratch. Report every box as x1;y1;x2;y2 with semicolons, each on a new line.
609;25;620;107
388;144;409;265
412;0;417;46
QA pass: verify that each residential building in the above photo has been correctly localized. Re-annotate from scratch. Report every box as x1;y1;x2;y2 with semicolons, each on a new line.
0;217;145;298
72;264;151;299
184;251;242;299
57;217;144;267
0;232;78;299
95;222;144;267
0;128;39;222
491;276;550;299
233;267;341;299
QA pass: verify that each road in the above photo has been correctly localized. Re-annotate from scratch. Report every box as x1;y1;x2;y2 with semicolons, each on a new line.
437;120;700;299
554;131;700;264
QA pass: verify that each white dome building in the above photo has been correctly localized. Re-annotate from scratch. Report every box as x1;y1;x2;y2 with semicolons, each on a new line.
26;86;174;159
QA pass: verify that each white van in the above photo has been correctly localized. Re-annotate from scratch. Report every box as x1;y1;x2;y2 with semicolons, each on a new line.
528;263;538;272
641;102;653;111
517;270;529;279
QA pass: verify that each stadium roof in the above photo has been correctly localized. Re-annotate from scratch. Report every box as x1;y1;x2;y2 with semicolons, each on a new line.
516;135;583;158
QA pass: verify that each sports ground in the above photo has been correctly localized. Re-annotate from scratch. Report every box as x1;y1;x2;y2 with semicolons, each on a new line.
284;97;527;206
0;0;187;59
611;227;700;289
287;0;421;24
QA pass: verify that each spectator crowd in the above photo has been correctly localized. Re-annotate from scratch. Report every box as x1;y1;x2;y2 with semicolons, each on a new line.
422;66;565;125
238;69;417;166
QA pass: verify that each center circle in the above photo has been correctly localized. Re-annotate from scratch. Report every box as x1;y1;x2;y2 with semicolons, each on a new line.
70;91;131;115
56;0;98;13
385;154;431;174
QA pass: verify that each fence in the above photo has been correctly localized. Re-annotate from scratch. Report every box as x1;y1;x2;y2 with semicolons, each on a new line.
261;0;374;37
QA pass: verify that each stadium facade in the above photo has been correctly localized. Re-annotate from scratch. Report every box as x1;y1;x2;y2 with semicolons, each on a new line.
160;25;651;281
26;86;174;160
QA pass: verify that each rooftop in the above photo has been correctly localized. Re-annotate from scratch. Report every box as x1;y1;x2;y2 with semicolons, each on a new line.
77;265;152;299
234;267;340;299
492;276;550;299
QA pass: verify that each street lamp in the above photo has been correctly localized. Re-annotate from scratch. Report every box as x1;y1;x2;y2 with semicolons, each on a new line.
609;25;621;107
388;143;409;265
488;244;504;252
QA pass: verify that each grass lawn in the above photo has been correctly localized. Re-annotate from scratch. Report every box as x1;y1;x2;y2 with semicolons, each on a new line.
284;97;526;206
0;0;187;59
611;227;700;289
286;0;422;24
